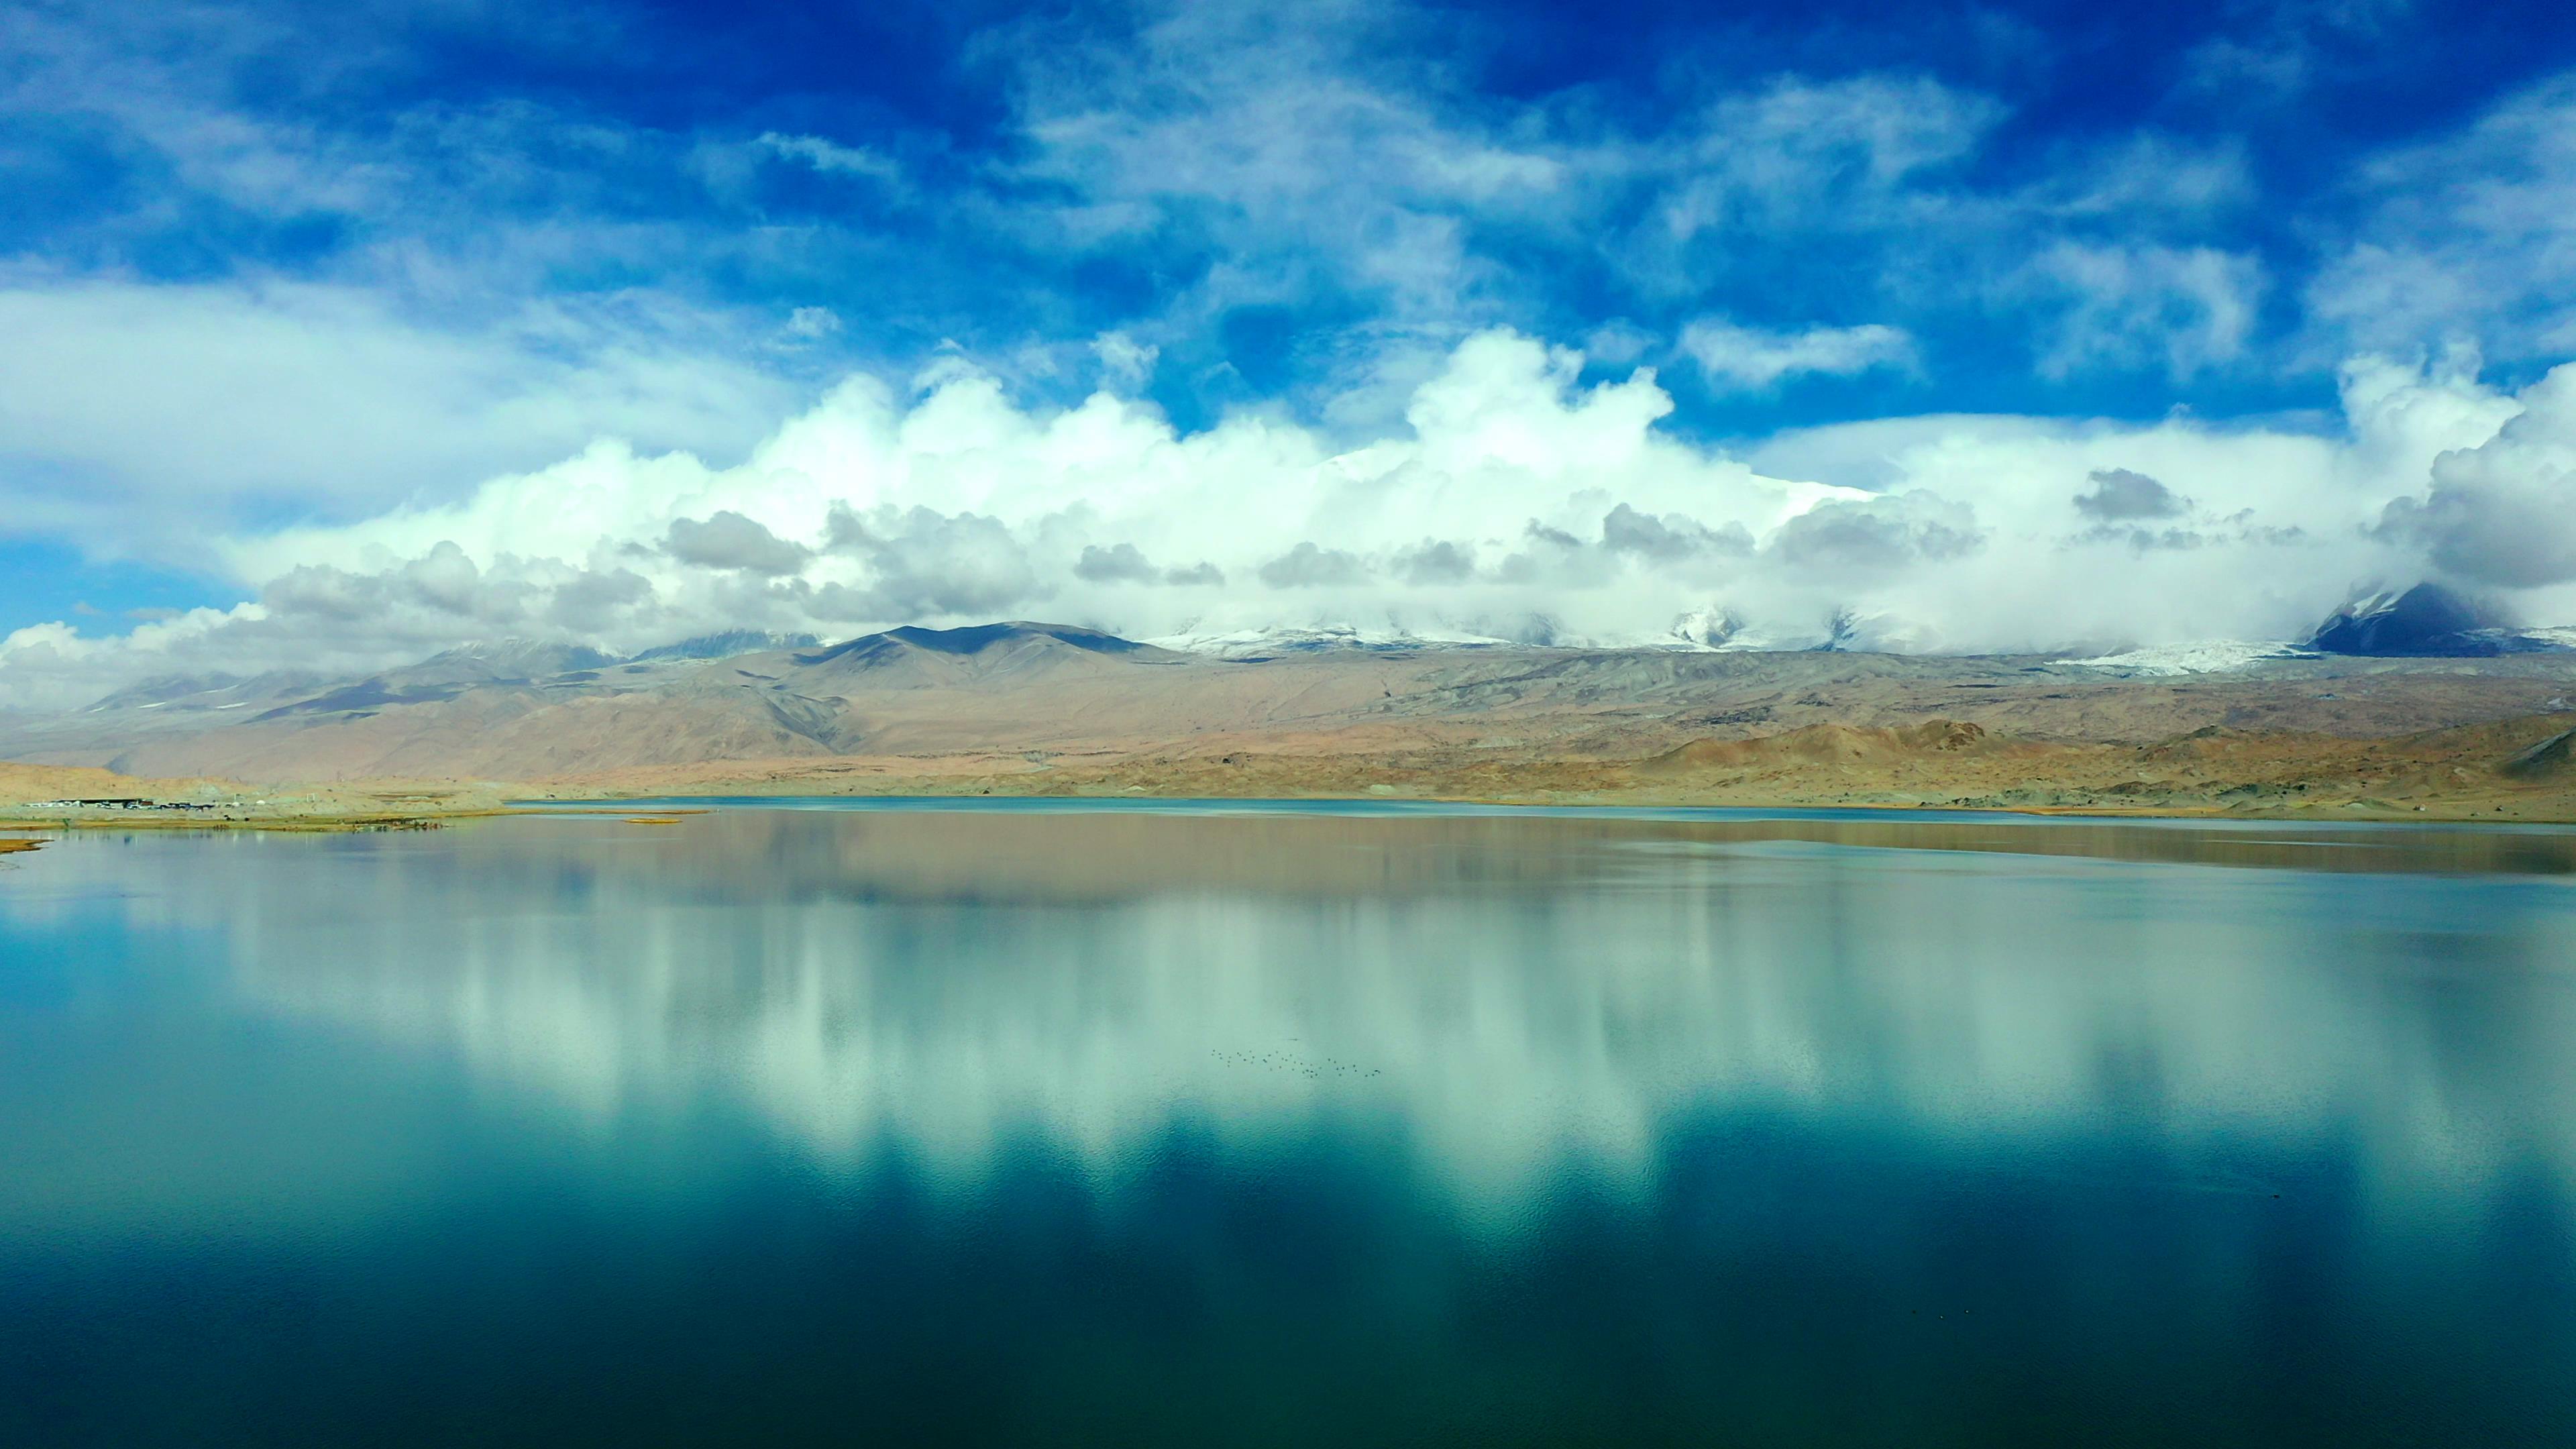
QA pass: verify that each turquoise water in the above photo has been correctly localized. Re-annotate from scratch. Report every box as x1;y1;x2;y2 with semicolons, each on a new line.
3;804;2574;1446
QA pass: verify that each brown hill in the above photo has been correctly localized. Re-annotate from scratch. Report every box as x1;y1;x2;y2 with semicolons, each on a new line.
790;622;1190;690
0;761;201;804
1640;719;1998;775
2502;727;2576;780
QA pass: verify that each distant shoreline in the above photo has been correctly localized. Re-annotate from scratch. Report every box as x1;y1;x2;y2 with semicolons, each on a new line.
524;785;2561;826
7;785;2561;835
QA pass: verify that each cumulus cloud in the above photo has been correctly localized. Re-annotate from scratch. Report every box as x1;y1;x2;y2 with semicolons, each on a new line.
1679;319;1917;391
1601;504;1754;564
1074;543;1159;583
1768;492;1986;573
1395;540;1478;585
2379;362;2576;588
400;541;484;613
5;327;2575;710
822;506;1044;620
1260;543;1373;588
666;511;813;575
2074;468;2189;521
1073;541;1224;587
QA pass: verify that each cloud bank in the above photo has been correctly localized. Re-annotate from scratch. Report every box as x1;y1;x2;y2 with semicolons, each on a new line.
5;328;2571;710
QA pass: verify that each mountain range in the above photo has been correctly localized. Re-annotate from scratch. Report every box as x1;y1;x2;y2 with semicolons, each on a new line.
2;602;2573;790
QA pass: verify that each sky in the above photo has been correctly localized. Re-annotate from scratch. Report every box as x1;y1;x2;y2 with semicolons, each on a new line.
5;0;2576;706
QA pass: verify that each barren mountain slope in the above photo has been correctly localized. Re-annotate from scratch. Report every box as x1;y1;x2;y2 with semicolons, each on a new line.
531;708;2576;822
4;624;2575;820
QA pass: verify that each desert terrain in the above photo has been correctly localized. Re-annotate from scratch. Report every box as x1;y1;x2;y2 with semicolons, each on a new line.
1;621;2571;832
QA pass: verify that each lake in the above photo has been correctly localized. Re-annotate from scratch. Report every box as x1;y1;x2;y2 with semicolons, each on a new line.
3;803;2573;1446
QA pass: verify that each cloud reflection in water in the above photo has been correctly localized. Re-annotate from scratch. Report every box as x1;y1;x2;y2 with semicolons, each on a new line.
114;809;2573;1219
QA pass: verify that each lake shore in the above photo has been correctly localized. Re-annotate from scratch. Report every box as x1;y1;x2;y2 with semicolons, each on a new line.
4;776;2569;831
0;763;521;835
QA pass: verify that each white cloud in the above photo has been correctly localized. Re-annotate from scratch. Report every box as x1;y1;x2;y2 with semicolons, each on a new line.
2308;74;2576;361
666;512;813;576
1003;0;1561;350
1090;331;1159;390
782;307;843;341
1609;75;2003;301
0;274;798;549
2022;242;2266;380
2013;135;2253;222
1652;75;2000;242
2378;360;2576;589
1678;318;1917;391
756;131;904;184
7;327;2569;712
2074;468;2189;522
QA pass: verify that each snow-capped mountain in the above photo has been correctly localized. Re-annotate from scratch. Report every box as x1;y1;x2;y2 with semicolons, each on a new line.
2302;584;2569;657
2052;584;2576;676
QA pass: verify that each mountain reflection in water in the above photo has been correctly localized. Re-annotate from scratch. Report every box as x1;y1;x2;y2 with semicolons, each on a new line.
2;806;2572;1446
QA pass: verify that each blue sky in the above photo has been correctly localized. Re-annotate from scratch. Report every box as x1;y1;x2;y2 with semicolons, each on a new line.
5;0;2576;697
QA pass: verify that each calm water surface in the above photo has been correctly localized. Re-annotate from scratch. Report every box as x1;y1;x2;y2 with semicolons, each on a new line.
3;804;2574;1446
